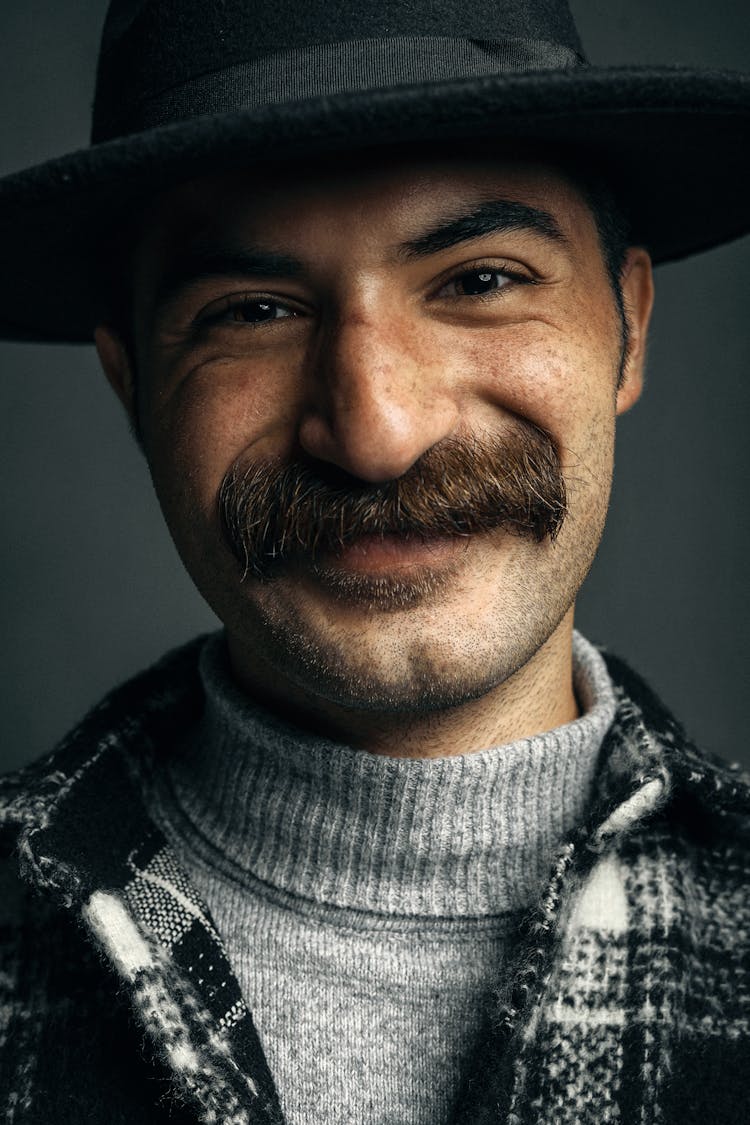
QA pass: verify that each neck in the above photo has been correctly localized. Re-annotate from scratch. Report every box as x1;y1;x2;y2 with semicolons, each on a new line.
151;627;616;917
226;609;578;759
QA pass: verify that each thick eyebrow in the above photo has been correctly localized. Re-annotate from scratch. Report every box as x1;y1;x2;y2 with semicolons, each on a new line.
395;199;568;260
152;246;306;314
152;198;566;313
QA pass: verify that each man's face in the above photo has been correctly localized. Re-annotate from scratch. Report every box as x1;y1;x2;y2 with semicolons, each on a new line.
98;150;651;723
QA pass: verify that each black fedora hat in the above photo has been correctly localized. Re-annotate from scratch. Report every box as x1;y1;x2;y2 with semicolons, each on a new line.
0;0;748;344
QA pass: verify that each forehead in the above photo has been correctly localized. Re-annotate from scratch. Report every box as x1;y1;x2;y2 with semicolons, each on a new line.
134;144;598;261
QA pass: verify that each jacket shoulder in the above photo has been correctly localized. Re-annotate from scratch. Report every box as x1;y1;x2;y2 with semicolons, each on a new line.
0;841;29;928
0;633;210;834
601;647;750;822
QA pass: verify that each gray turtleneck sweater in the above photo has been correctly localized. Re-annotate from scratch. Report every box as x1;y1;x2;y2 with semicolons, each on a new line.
147;631;616;1125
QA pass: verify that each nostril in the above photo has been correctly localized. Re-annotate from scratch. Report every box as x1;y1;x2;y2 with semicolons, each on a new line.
297;377;461;485
290;443;397;490
307;461;378;491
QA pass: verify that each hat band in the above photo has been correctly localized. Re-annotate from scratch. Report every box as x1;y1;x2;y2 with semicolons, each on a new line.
93;36;585;141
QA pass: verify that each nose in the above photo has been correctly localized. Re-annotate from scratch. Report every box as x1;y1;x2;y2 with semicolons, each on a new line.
297;310;459;482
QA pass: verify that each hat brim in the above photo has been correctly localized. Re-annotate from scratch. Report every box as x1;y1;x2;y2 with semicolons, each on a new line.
1;65;748;343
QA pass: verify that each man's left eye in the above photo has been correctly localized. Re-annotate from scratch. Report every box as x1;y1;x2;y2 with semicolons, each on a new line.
438;268;523;298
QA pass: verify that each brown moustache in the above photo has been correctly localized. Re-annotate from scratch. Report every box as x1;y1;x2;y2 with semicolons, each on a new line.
219;423;567;581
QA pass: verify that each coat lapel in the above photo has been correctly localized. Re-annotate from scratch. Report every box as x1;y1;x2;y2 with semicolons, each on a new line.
1;637;285;1125
452;648;750;1124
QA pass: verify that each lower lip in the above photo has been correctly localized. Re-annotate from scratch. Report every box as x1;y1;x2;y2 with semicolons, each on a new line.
325;533;464;574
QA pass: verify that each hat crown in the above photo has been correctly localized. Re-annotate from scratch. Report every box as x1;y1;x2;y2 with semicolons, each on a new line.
93;0;586;142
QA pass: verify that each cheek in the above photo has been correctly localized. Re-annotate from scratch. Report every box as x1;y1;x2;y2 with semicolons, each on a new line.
455;320;616;444
141;357;301;518
447;308;620;523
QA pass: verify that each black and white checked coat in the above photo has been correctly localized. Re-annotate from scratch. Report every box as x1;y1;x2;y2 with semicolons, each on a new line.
1;637;748;1124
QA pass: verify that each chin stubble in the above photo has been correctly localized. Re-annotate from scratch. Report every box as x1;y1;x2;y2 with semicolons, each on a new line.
216;421;573;709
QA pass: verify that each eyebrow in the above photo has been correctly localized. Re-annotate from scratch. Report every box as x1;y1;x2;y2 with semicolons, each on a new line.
152;198;567;312
153;247;306;313
395;199;568;260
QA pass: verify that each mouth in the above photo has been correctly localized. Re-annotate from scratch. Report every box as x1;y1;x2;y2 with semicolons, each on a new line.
324;532;467;575
287;531;473;612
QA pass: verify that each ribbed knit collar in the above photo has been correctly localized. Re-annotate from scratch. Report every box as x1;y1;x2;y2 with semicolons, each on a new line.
150;631;616;917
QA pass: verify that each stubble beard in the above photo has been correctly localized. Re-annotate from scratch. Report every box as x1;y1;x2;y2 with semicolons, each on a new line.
230;529;590;718
218;421;603;716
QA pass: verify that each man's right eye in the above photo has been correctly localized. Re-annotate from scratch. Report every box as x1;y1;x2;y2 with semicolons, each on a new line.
198;294;300;327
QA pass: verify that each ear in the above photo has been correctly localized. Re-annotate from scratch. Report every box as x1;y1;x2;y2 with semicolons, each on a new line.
94;322;139;430
615;247;654;416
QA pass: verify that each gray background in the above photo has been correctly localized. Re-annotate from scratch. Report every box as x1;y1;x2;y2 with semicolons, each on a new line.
1;1;748;773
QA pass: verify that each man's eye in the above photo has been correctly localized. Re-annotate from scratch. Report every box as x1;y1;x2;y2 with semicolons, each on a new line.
438;267;527;299
200;296;298;327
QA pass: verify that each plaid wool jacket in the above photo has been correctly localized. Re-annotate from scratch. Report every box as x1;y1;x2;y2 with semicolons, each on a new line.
0;636;748;1124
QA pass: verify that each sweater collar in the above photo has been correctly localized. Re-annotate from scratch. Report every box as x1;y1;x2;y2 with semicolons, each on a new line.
148;631;616;917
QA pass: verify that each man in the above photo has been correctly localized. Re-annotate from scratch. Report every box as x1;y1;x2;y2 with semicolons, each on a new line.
0;1;748;1122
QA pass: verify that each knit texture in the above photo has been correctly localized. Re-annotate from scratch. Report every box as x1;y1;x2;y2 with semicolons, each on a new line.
146;631;616;1125
0;634;748;1123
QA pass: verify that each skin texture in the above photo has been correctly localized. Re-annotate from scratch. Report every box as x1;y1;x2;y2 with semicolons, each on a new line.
96;150;653;758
